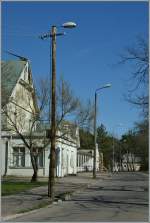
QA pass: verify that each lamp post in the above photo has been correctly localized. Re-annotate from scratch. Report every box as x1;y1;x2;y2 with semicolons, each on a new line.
40;21;76;200
93;84;111;179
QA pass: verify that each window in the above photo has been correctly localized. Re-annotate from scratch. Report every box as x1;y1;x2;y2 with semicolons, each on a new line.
13;147;25;167
56;147;60;166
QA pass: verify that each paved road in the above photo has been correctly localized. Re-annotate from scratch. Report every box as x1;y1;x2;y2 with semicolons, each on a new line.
7;172;149;222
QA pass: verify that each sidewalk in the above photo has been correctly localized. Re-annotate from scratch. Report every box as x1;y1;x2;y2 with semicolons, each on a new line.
1;172;111;221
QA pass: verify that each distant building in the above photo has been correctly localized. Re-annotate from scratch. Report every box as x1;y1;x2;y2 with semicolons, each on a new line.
113;153;141;172
77;144;99;172
121;153;141;171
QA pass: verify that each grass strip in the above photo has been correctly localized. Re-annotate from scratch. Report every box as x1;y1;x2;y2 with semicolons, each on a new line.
2;181;47;196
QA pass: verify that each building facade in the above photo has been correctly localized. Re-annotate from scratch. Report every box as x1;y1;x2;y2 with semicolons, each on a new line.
77;146;99;172
1;59;79;178
1;131;79;177
113;153;141;172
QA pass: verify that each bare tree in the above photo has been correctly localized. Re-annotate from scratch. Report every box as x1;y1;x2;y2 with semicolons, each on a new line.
55;77;94;137
2;76;94;182
76;99;94;131
120;37;149;117
56;77;80;131
2;80;50;182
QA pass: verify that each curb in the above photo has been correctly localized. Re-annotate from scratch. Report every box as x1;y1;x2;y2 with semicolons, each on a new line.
56;184;88;201
2;184;90;221
2;175;107;221
2;202;54;221
2;209;43;222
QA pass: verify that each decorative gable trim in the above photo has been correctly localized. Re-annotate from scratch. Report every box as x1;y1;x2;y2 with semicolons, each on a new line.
19;78;34;92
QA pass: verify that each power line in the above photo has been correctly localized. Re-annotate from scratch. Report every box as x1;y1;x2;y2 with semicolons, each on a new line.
2;33;40;38
2;24;39;33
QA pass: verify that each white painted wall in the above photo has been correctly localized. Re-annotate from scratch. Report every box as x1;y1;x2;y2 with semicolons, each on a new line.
1;139;6;176
1;135;78;178
55;140;77;177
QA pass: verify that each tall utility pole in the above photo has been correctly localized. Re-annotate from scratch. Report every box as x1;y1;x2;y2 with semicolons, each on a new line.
48;26;56;200
93;92;97;179
39;22;77;200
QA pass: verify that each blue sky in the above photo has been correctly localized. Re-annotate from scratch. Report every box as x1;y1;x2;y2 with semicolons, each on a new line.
2;1;148;137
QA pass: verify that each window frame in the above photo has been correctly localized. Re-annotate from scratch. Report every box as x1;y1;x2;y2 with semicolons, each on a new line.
12;147;25;167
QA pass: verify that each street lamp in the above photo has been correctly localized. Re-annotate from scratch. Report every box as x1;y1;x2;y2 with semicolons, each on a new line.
62;22;77;28
93;83;111;179
40;21;76;200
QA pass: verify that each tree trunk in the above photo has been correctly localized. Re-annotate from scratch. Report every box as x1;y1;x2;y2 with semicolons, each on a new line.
31;169;38;182
30;154;38;182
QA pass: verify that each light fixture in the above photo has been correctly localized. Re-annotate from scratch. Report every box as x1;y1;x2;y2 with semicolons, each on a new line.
62;22;77;29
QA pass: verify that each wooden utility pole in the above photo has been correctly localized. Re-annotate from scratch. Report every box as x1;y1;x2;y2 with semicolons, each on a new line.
39;22;77;200
48;26;56;200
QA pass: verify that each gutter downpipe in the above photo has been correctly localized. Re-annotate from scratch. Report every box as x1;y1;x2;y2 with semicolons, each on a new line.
4;141;8;176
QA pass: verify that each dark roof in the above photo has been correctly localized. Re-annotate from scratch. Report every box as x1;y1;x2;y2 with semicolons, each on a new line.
1;60;26;107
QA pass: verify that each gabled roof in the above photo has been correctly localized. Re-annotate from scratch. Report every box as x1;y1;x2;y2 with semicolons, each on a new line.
1;60;27;107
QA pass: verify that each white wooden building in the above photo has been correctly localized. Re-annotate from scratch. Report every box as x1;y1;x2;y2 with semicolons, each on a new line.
1;129;79;177
1;59;80;178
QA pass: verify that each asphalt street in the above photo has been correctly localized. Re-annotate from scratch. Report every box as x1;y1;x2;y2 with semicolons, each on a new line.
7;172;149;222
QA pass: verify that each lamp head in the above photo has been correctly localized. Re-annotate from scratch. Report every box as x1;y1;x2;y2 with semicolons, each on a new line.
96;83;111;92
103;84;111;88
62;22;77;28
